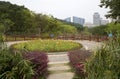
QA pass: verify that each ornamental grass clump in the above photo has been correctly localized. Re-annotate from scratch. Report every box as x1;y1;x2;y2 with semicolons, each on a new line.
0;34;49;79
0;34;34;79
85;37;120;79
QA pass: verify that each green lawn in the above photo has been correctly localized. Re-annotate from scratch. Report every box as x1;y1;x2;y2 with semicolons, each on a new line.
12;39;82;52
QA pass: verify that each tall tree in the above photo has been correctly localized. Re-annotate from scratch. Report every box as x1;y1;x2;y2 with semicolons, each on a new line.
100;0;120;22
34;14;49;35
0;1;34;34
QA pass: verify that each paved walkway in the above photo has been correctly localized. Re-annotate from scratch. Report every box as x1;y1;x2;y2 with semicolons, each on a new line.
6;40;101;79
47;40;101;79
75;40;101;50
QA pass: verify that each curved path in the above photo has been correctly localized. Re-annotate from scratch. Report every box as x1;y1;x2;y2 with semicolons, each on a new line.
75;40;101;50
6;40;101;79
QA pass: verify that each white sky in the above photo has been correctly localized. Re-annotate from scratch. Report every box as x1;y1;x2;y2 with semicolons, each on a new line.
0;0;109;23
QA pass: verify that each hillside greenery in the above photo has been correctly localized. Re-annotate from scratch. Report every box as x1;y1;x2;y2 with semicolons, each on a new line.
0;1;80;36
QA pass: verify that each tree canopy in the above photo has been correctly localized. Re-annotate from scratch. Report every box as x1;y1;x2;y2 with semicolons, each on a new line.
100;0;120;22
0;1;78;36
0;1;34;34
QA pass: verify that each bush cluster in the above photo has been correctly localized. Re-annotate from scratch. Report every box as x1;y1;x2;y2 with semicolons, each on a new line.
24;51;49;79
0;49;34;79
85;37;120;79
0;49;49;79
0;34;49;79
68;49;91;78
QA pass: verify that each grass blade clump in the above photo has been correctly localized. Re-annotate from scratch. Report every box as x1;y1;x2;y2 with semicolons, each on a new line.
85;37;120;79
0;34;34;79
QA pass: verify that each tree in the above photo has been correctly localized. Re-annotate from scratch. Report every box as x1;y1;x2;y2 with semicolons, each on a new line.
0;1;34;34
34;14;49;35
58;19;84;32
100;0;120;22
105;23;120;34
0;1;79;36
88;25;108;36
59;25;77;35
0;19;14;34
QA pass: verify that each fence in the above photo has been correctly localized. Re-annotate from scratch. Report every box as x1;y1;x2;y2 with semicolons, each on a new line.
5;35;108;42
57;35;108;42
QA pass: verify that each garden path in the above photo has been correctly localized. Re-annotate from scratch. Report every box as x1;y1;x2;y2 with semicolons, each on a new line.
6;40;101;79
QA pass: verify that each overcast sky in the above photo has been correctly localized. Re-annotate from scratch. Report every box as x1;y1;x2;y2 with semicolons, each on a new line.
0;0;109;23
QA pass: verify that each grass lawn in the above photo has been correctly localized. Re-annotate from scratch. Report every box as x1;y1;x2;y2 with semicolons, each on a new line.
12;39;82;52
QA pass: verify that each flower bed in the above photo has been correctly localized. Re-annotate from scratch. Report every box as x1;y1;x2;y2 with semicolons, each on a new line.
12;39;82;52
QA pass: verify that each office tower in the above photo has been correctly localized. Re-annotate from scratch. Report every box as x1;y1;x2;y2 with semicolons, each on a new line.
93;12;101;26
73;16;85;25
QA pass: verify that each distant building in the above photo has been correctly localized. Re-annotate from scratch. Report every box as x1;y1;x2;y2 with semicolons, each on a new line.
73;16;85;25
93;12;109;26
100;19;109;25
93;12;101;26
83;22;96;28
65;17;71;22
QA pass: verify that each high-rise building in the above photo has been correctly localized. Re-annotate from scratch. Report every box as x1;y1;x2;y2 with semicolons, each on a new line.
93;12;101;26
73;16;85;25
65;17;71;22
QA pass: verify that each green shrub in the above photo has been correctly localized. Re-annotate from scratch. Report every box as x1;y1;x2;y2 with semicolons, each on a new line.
0;34;34;79
0;49;34;79
85;37;120;79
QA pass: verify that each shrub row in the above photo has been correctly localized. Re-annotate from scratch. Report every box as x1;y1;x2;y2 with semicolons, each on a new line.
24;51;49;79
68;49;91;78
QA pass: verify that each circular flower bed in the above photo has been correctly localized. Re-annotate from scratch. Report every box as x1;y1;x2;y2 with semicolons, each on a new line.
12;40;82;52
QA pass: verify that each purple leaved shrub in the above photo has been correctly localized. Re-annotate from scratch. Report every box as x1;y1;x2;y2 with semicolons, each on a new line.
68;49;91;78
24;51;49;79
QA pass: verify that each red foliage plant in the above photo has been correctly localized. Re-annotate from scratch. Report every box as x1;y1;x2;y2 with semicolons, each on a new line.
68;49;91;77
24;51;49;79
